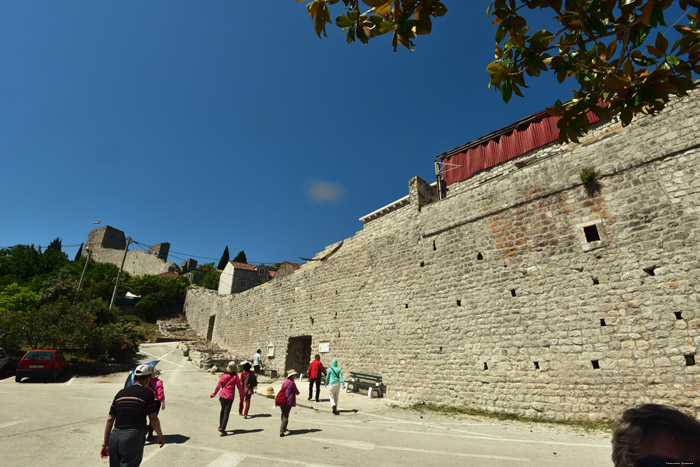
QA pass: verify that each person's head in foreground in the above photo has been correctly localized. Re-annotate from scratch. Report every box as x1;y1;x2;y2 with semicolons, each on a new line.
612;404;700;467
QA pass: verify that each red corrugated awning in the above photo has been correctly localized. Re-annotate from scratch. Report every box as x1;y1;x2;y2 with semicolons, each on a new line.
439;111;599;186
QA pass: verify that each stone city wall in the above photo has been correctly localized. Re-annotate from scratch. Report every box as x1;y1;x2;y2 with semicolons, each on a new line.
90;247;177;277
184;91;700;421
84;225;177;277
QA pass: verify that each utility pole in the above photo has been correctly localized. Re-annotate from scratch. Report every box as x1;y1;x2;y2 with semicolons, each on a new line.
109;237;132;310
74;248;92;306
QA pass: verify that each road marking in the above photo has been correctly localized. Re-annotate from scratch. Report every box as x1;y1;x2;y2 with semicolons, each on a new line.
297;417;503;441
142;444;166;464
304;434;530;461
382;444;531;462
351;411;608;447
0;417;105;438
177;444;334;467
0;420;25;430
305;436;375;451
139;350;185;368
294;417;607;448
354;411;504;437
205;452;245;466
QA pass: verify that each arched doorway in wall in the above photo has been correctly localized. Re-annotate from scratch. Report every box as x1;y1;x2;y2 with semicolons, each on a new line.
285;336;311;377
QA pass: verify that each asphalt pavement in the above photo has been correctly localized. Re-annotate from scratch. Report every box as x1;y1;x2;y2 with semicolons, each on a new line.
0;342;614;466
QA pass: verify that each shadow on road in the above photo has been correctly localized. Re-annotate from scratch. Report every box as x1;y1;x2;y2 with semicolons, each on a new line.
246;414;272;419
337;409;358;414
13;374;72;384
227;428;264;435
157;434;190;445
286;428;322;436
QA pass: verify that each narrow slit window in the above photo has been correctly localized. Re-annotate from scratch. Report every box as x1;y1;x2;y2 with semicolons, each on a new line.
643;267;656;276
583;225;601;243
456;300;461;306
433;241;436;251
674;312;683;320
600;319;606;326
510;289;517;297
534;362;540;370
483;362;488;371
591;360;600;369
685;355;696;366
477;252;483;260
420;261;425;267
592;277;600;285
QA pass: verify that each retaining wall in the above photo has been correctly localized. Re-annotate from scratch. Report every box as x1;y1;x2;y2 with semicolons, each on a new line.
184;92;700;421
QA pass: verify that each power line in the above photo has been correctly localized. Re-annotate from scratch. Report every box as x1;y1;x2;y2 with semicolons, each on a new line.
130;239;291;266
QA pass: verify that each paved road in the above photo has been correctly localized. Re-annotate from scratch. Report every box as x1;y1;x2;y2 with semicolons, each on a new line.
0;342;614;466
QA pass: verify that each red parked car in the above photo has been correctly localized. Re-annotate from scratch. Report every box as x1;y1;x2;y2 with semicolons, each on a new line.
15;350;67;382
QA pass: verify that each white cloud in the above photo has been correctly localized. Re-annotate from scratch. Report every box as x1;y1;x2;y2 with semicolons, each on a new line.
306;180;344;204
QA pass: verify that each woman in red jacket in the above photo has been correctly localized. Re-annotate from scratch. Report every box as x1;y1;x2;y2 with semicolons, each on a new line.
210;361;243;436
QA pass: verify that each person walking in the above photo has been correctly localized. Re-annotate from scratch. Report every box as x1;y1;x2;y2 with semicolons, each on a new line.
306;354;326;402
253;349;262;375
210;361;243;436
278;369;300;437
324;359;345;415
101;364;165;466
238;362;257;419
146;369;165;440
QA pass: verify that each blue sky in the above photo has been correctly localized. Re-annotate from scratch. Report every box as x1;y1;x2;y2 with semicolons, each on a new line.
0;1;580;266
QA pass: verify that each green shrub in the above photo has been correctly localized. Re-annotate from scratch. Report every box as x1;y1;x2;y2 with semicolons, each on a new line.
87;322;141;362
580;167;597;187
117;314;141;326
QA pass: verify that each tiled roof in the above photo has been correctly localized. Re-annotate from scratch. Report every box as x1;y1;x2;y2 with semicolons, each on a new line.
269;270;277;278
229;261;257;271
282;261;302;270
229;261;269;272
159;271;180;279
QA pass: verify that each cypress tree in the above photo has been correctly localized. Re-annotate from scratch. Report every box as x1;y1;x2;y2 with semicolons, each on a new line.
47;237;62;252
74;243;84;261
217;246;230;270
233;250;247;263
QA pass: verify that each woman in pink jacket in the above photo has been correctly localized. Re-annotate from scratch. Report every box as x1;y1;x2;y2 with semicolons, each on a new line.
278;369;300;437
147;369;165;440
210;361;244;436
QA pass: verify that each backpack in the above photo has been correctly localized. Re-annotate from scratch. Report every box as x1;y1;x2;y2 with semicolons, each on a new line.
275;382;288;407
247;372;258;390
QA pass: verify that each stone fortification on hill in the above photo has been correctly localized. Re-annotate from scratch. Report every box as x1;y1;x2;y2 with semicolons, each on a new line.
84;225;177;276
184;91;700;421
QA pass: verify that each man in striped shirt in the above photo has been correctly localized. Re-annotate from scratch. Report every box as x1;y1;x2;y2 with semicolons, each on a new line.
101;364;165;466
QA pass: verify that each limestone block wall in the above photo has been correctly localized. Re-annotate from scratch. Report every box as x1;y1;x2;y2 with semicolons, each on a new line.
84;226;178;277
90;248;178;277
184;91;700;421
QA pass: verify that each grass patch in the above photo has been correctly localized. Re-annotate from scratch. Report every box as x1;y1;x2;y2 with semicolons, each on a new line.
407;403;614;432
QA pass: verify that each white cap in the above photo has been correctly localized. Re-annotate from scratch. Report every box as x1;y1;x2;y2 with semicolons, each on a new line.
134;364;153;377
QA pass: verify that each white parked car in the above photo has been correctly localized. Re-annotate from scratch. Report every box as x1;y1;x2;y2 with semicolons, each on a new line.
0;348;8;373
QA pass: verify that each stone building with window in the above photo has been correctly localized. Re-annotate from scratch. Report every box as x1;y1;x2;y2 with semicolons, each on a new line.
218;261;270;295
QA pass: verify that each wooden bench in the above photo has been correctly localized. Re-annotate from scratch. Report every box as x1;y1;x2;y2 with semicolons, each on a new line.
346;372;383;398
